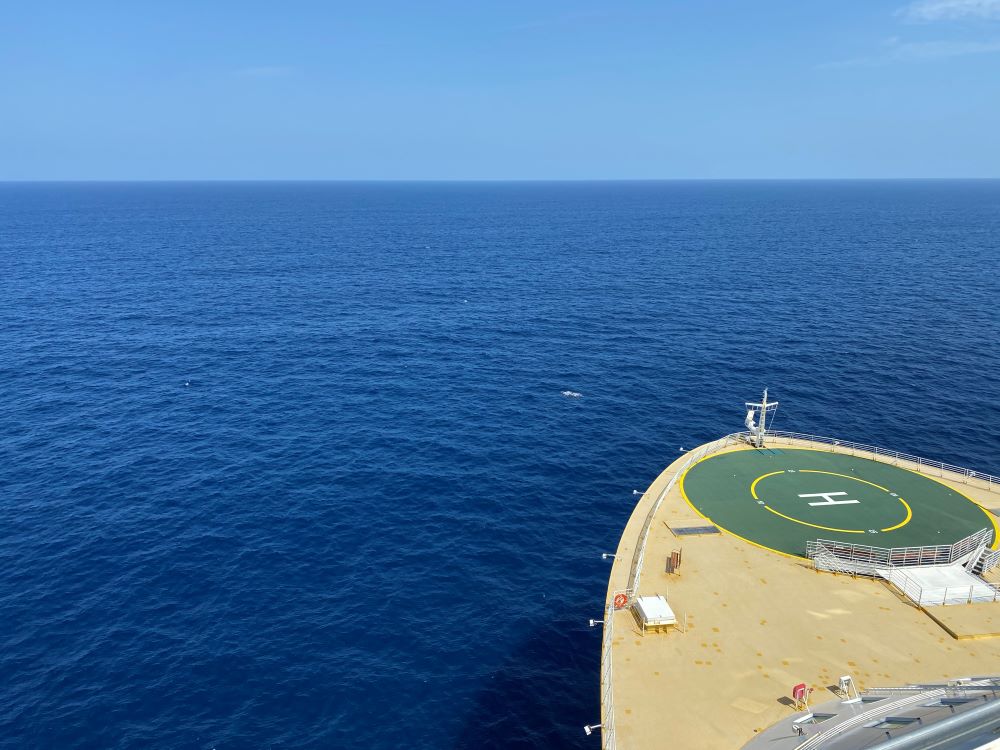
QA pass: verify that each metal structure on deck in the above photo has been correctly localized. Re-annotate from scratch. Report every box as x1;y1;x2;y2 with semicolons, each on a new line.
598;393;1000;750
807;529;1000;607
806;528;997;577
745;388;779;448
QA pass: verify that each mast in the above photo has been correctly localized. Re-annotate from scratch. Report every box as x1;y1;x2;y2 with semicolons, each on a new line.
760;388;769;444
745;389;779;448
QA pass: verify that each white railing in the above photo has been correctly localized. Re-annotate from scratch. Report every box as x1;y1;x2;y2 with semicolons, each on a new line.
599;591;625;750
763;431;1000;491
980;548;1000;572
627;433;741;595
808;544;867;577
602;430;998;750
610;432;749;750
880;566;1000;606
629;429;998;598
792;689;946;749
808;532;1000;606
806;528;995;575
795;680;1000;748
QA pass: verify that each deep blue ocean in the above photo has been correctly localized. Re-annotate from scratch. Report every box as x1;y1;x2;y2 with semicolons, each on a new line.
1;181;999;749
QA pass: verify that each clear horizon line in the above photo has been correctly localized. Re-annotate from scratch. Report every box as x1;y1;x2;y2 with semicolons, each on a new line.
2;177;1000;184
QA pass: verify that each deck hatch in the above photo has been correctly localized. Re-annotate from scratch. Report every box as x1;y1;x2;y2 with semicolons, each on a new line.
673;525;720;536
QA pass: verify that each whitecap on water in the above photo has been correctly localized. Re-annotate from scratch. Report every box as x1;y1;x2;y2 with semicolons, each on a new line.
561;390;582;398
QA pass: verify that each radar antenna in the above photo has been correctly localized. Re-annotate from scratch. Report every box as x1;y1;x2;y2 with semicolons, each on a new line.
744;388;779;448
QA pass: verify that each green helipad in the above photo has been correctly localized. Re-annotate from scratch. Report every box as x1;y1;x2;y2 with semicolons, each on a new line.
680;448;997;557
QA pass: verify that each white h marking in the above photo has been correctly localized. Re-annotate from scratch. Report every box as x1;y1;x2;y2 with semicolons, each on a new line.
799;491;860;507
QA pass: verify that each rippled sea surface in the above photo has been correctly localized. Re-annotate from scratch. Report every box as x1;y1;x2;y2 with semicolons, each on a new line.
2;181;999;748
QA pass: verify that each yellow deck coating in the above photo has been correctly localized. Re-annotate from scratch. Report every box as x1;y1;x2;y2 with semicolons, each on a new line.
603;437;1000;750
923;603;1000;640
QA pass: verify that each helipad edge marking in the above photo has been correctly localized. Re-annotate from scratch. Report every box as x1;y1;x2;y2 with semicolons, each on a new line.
678;444;999;559
678;461;803;560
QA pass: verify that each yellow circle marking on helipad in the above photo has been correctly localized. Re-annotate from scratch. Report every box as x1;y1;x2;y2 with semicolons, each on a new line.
881;498;913;532
749;469;912;535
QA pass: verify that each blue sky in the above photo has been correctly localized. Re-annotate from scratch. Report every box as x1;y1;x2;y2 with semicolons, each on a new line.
3;0;1000;179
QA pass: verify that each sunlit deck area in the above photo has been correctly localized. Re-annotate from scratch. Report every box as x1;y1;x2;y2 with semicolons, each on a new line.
601;434;1000;749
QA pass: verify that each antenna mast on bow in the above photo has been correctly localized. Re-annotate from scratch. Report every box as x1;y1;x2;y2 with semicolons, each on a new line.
744;389;779;448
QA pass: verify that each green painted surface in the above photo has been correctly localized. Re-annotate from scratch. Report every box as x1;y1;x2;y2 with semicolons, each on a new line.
681;448;995;557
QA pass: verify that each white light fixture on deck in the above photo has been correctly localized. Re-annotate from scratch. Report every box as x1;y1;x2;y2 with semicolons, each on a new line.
602;553;616;560
584;723;602;736
589;619;603;627
839;675;861;703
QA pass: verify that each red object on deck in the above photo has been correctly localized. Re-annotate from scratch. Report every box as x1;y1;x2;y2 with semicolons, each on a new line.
792;683;807;701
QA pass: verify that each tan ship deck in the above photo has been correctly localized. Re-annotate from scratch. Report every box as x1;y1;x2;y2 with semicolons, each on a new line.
602;436;1000;749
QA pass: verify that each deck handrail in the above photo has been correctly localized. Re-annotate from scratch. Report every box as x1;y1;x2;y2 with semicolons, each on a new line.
806;528;995;573
793;679;998;749
792;689;946;749
630;431;997;596
881;566;1000;606
604;431;998;750
627;433;739;595
808;534;1000;606
599;591;625;749
763;431;1000;489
